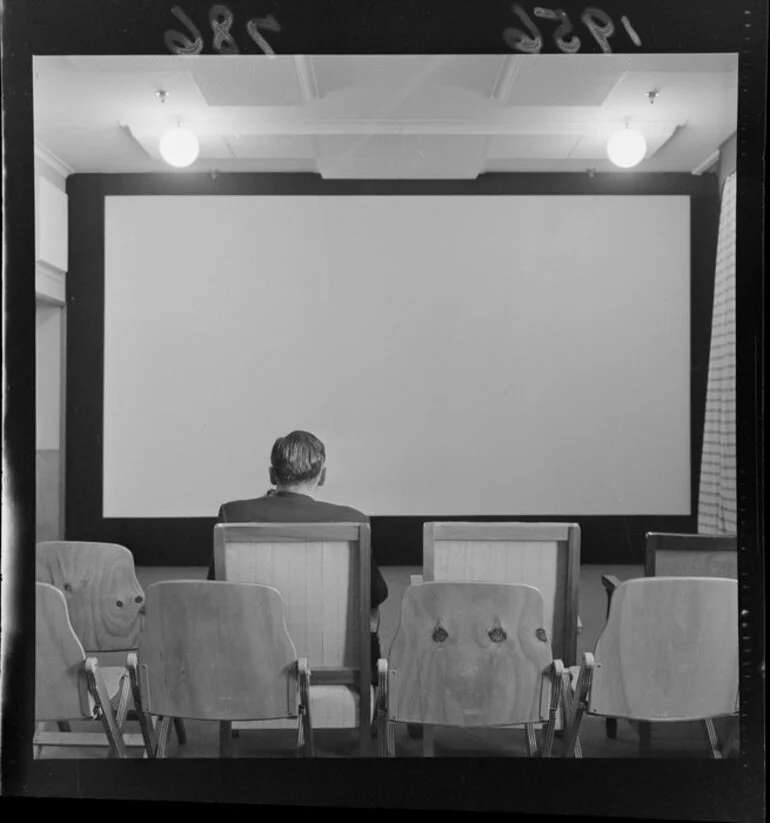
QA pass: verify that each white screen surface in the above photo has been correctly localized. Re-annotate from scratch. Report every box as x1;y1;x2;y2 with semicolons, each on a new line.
104;195;690;517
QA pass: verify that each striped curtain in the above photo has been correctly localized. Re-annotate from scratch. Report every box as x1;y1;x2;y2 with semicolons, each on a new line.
698;171;737;534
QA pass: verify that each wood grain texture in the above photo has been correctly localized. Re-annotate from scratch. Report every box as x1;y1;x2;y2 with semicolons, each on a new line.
214;523;372;749
388;582;555;727
646;532;737;578
214;524;371;672
35;582;90;721
423;522;580;666
589;577;739;721
138;581;300;722
36;541;145;652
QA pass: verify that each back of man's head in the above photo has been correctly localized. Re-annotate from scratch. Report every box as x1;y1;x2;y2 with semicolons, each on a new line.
270;430;326;487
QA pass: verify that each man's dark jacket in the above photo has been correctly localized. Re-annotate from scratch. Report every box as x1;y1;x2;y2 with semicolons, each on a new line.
207;491;388;684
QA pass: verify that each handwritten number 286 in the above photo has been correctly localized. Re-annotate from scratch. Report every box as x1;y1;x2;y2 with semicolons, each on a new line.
504;5;641;54
164;5;280;55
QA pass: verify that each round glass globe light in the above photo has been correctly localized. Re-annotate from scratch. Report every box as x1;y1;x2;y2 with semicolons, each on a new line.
159;128;200;168
606;129;647;168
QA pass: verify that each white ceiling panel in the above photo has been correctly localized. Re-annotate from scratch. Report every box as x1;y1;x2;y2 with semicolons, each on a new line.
315;134;487;179
226;134;316;160
313;55;506;99
500;55;624;107
487;134;581;160
189;56;305;106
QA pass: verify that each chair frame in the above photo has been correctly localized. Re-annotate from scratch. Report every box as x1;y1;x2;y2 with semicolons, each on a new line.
214;522;372;756
36;540;187;747
374;580;567;759
600;531;738;751
34;658;131;758
128;653;313;758
422;523;581;667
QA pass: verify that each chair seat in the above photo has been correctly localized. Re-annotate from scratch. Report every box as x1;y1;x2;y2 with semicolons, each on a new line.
233;685;375;731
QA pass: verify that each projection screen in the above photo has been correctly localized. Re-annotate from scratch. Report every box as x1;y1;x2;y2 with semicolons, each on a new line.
103;194;690;517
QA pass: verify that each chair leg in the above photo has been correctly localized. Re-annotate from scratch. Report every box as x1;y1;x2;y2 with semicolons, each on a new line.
639;721;653;757
526;724;540;757
722;717;740;758
173;718;187;745
156;717;172;759
703;718;722;759
559;670;582;758
219;721;233;758
605;718;617;739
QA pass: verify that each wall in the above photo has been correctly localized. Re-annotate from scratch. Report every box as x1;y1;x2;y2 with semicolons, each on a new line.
717;132;738;192
35;150;68;542
65;172;721;566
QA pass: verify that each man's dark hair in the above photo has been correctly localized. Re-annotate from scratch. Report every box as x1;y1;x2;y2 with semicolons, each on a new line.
270;431;326;485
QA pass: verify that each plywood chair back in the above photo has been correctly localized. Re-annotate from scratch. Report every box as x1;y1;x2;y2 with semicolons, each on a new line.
387;582;557;727
214;523;371;691
36;541;145;653
136;581;300;722
646;532;738;579
36;582;91;721
589;577;739;722
423;523;580;666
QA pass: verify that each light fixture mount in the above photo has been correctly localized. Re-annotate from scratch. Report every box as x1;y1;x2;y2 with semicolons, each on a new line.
156;90;169;104
647;90;659;105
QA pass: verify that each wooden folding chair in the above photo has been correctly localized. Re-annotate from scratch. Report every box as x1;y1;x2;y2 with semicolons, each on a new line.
376;582;564;758
214;523;373;757
128;581;312;758
601;532;738;750
564;577;739;759
34;582;140;758
413;522;581;754
36;540;187;745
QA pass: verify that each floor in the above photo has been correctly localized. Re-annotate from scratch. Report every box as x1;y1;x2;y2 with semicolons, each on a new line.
38;565;736;759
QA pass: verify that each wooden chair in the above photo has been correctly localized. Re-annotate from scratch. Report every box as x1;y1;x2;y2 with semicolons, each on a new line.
214;522;372;756
34;582;139;757
412;522;581;753
36;540;186;746
376;582;564;758
128;581;312;757
601;532;738;749
564;577;739;759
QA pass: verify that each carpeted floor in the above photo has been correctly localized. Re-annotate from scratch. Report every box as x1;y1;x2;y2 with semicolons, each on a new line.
36;565;736;759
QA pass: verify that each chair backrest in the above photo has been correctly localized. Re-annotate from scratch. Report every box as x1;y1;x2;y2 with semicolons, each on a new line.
387;582;555;726
646;532;738;579
214;523;371;687
36;541;145;652
35;582;91;721
423;522;580;666
137;581;299;722
589;577;739;721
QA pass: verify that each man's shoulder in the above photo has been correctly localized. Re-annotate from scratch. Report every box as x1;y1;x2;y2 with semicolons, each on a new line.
219;497;272;519
312;500;369;523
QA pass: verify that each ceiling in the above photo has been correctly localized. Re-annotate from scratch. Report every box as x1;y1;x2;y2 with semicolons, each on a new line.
33;53;738;178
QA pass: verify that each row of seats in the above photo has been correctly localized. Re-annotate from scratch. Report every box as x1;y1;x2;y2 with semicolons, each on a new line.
34;525;739;759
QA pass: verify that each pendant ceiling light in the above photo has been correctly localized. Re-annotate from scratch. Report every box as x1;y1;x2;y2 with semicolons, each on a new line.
159;126;200;168
606;127;647;169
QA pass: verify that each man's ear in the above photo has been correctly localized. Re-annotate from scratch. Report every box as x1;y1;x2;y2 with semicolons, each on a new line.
269;467;277;486
318;467;327;487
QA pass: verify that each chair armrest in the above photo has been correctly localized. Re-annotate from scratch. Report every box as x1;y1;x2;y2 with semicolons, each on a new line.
410;575;424;586
601;574;622;595
370;607;381;634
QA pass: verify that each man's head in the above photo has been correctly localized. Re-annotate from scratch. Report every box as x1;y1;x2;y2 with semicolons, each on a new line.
269;430;327;494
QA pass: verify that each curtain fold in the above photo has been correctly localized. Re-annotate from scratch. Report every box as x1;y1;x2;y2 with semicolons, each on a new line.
698;171;737;534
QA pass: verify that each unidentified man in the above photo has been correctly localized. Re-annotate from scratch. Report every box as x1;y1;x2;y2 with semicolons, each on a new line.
208;430;388;685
